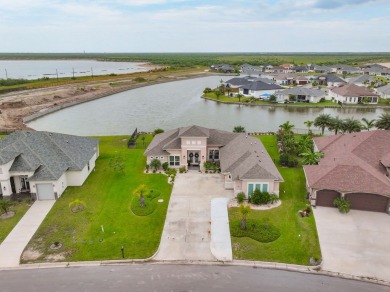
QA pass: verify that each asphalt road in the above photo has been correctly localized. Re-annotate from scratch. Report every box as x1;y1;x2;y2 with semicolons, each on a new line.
0;264;388;292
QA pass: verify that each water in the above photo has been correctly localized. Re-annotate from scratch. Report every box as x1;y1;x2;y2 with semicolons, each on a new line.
0;60;149;80
27;76;388;136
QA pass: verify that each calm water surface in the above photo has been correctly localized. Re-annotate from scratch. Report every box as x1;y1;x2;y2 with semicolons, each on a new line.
0;60;149;80
27;76;389;135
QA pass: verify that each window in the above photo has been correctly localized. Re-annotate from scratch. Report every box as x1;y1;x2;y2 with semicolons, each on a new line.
160;156;164;159
191;140;196;145
87;162;90;171
247;183;269;196
169;156;180;166
208;149;220;160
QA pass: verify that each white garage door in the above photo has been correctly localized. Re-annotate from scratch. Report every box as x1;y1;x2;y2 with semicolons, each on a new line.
36;183;55;200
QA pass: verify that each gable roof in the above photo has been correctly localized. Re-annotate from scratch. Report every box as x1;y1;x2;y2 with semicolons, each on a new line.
318;74;346;83
376;84;390;94
348;75;376;84
303;130;390;196
240;81;283;91
0;131;98;181
276;87;326;97
331;83;378;97
225;77;252;86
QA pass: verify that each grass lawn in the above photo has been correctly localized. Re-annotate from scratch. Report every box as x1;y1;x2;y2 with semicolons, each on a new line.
229;135;321;265
203;92;251;103
0;200;31;244
22;134;172;262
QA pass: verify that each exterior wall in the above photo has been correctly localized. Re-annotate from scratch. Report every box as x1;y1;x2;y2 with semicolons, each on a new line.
0;159;16;197
180;137;208;170
241;179;280;196
30;172;68;200
66;151;97;186
167;150;182;168
146;155;169;166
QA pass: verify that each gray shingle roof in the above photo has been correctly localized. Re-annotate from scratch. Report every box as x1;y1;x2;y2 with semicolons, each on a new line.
275;87;326;97
225;77;252;86
376;84;390;94
240;81;283;91
318;74;346;83
348;75;375;84
0;131;98;181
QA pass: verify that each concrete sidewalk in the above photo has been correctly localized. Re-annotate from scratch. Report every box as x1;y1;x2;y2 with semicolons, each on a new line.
0;200;55;268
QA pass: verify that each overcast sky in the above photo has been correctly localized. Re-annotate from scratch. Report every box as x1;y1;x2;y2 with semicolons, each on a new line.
0;0;389;52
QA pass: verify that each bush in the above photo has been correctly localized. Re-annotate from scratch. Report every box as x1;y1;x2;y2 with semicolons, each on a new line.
251;189;270;205
162;162;169;171
279;153;298;167
150;159;161;171
268;194;280;204
236;192;246;204
333;197;351;213
230;219;281;243
179;166;186;173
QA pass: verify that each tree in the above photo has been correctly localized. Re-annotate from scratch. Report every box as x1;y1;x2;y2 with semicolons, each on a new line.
109;156;125;174
361;118;376;131
239;203;251;230
300;151;323;165
269;95;277;102
236;93;243;103
304;120;314;135
328;116;344;135
214;90;222;100
150;159;161;171
342;118;362;133
0;200;13;215
153;128;164;136
141;135;146;146
296;134;313;154
314;114;332;135
233;125;245;133
375;113;390;130
203;87;212;94
288;94;297;102
279;121;294;134
133;184;147;208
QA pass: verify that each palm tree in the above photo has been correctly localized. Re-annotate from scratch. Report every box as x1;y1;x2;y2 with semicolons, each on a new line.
314;114;332;135
239;203;251;230
304;120;314;134
328;116;344;135
133;184;147;208
375;113;390;130
279;121;295;134
236;93;243;103
341;118;362;133
300;151;323;165
0;200;13;215
214;90;221;100
233;125;246;133
361;118;376;131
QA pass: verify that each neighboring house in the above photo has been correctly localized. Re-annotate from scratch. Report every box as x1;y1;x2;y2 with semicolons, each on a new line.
295;76;309;85
348;75;377;87
225;77;252;90
210;64;235;73
272;66;292;74
329;83;379;104
274;74;308;85
144;125;284;197
291;65;309;73
264;65;274;72
303;130;390;213
275;87;327;103
317;74;346;87
0;131;99;200
308;64;332;73
329;64;361;75
361;64;390;76
376;84;390;99
239;81;284;98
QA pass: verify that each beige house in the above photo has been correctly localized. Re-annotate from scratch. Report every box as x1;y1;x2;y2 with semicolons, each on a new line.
144;125;283;197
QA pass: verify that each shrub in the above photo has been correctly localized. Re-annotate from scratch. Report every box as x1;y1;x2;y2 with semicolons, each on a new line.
251;189;270;205
333;197;351;213
153;128;164;136
179;166;186;173
268;194;280;204
68;199;86;213
230;219;281;243
236;192;246;204
150;159;161;171
162;162;169;171
0;200;13;214
279;153;298;167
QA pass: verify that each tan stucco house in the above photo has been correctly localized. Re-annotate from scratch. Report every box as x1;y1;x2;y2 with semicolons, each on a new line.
0;131;99;200
144;125;283;197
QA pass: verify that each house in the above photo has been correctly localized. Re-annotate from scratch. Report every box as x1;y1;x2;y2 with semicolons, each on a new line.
303;131;390;213
210;64;235;73
348;75;377;87
317;74;346;87
144;125;283;197
274;74;308;85
0;131;99;200
376;84;390;99
272;66;292;74
275;87;327;103
295;76;309;85
329;83;379;104
308;64;332;73
361;64;390;76
329;64;361;75
239;81;284;98
225;77;252;90
291;65;309;73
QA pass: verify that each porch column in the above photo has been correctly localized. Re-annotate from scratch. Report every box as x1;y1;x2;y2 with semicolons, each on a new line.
0;179;12;197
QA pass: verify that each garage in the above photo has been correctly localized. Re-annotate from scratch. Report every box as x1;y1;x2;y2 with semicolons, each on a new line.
36;183;55;200
316;189;340;207
346;193;389;213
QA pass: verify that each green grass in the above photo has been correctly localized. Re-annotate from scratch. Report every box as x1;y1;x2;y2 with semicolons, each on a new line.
230;219;281;243
204;92;251;103
0;200;31;244
22;134;173;262
229;135;321;265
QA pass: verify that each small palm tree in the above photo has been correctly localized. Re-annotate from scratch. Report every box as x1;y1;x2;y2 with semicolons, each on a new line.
304;120;314;134
150;159;161;171
236;93;243;103
375;113;390;130
239;203;251;230
333;197;351;214
214;90;221;100
328;116;344;135
133;184;147;208
314;114;332;135
0;200;13;215
279;121;295;134
361;118;376;131
342;118;362;133
300;151;323;165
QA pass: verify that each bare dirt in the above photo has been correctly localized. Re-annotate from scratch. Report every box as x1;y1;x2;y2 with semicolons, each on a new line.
0;69;216;132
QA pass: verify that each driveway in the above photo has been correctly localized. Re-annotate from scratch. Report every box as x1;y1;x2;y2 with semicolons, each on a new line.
154;172;234;261
313;207;390;281
0;200;55;268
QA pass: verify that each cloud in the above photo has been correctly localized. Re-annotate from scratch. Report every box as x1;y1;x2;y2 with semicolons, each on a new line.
313;0;386;9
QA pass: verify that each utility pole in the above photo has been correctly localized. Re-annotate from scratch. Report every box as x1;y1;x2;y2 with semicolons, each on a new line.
72;67;75;79
5;68;8;79
56;69;58;81
91;67;93;78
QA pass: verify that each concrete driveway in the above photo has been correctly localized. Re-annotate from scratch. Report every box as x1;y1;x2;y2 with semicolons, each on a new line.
154;172;234;261
313;207;390;281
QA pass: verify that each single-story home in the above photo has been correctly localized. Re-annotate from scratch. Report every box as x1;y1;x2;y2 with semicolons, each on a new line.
144;125;283;197
303;130;390;213
329;83;379;104
329;64;361;75
0;131;99;200
210;64;235;73
316;74;346;87
308;64;332;73
239;81;283;98
348;75;377;87
291;66;309;73
376;84;390;99
361;64;390;76
275;87;327;103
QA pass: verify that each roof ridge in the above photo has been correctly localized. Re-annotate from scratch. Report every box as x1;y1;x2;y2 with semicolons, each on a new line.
45;132;82;169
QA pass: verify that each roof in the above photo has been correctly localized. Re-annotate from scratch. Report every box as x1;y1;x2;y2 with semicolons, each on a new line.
240;81;283;91
331;83;378;97
0;131;98;181
318;74;346;83
303;130;390;197
376;84;390;94
145;126;283;183
225;77;252;86
330;64;360;71
348;75;376;84
276;87;326;97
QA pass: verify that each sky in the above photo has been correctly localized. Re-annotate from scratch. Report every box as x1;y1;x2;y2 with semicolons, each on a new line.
0;0;389;52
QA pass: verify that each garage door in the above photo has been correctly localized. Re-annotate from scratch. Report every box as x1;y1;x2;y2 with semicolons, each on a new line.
316;190;340;207
36;183;55;200
346;193;389;213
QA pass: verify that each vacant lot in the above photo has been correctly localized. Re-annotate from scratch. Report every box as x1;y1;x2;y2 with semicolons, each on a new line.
22;134;172;262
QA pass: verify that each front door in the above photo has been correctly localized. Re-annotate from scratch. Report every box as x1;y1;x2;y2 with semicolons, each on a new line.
188;152;200;165
21;177;30;192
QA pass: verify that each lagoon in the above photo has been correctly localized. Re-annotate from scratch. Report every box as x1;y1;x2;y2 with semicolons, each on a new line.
27;76;389;136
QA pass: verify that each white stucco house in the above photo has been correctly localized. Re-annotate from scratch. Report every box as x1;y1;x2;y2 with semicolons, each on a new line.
239;81;284;99
0;131;99;200
275;87;327;103
329;83;379;104
144;125;284;197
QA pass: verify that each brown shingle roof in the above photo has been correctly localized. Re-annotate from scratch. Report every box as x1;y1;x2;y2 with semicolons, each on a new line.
304;130;390;197
331;83;378;97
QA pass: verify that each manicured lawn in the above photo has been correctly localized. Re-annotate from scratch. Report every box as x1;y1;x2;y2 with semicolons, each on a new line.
0;200;31;244
22;134;172;262
204;92;251;103
229;135;321;265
